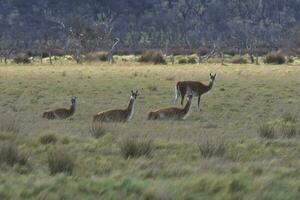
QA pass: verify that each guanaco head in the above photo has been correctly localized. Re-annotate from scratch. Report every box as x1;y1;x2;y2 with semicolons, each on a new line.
130;90;139;100
71;96;77;105
209;73;216;82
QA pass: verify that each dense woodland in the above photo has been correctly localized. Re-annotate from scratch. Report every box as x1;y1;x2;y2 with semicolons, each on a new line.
1;0;300;58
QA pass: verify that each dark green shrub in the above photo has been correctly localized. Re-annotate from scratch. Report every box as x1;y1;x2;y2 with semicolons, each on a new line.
258;124;275;139
187;57;197;64
198;139;226;158
14;53;31;64
178;58;188;64
264;51;286;64
231;56;247;64
139;51;166;64
47;150;75;175
0;143;22;166
120;137;153;159
39;134;57;145
85;51;108;62
281;124;297;138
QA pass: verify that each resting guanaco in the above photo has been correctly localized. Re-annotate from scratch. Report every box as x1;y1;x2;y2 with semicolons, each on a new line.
148;94;193;120
93;90;139;122
175;73;216;110
43;96;77;120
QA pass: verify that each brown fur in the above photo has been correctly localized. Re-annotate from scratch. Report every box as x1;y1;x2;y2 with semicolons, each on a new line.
148;95;192;120
93;91;138;123
42;97;76;120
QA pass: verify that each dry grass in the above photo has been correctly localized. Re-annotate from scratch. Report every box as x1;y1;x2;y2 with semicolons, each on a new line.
47;150;75;175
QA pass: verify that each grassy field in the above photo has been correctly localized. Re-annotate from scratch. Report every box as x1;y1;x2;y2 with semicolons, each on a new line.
0;62;300;199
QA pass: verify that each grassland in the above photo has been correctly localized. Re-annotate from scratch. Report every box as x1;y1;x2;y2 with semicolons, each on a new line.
0;62;300;200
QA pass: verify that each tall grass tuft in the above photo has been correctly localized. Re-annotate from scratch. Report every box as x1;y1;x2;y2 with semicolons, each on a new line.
90;123;106;139
139;51;166;64
198;139;226;158
0;142;25;167
39;134;57;145
258;124;275;139
47;150;75;175
120;137;153;159
282;113;297;123
0;118;20;134
280;124;297;138
264;51;286;64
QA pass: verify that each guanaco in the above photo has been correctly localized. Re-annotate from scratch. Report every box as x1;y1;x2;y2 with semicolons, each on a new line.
93;90;139;122
43;96;77;120
148;94;193;120
175;73;216;110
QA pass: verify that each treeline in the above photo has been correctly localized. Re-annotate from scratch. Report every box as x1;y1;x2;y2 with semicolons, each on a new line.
1;0;300;59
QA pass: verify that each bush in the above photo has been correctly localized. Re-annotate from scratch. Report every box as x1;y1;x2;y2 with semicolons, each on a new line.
139;51;166;64
47;150;75;175
39;134;57;145
281;124;297;138
287;56;294;63
178;58;188;64
198;139;226;158
0;143;21;166
187;56;197;64
85;51;108;62
120;137;153;159
14;53;31;64
231;56;247;64
264;51;286;64
258;124;275;139
90;123;106;139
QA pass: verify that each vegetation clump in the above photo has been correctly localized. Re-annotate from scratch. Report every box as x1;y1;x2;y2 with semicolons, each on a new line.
198;139;226;158
13;53;31;64
231;56;247;64
258;124;275;139
178;57;188;64
264;51;286;64
139;51;167;64
85;51;109;62
39;134;57;145
0;119;20;134
0;142;27;167
47;150;75;175
187;56;197;64
120;137;153;159
90;123;106;139
280;124;297;138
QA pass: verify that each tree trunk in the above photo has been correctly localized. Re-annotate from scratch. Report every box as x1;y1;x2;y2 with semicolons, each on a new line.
49;52;52;65
221;52;224;65
255;53;259;65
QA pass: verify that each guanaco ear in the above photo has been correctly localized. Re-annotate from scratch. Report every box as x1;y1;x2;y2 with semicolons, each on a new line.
131;90;134;94
136;90;139;94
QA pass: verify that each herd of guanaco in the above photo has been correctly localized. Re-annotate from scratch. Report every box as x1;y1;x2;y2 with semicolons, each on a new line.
42;73;216;122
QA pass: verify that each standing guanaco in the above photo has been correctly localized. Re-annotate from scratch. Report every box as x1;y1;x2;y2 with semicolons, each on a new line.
93;90;139;122
175;73;216;110
43;96;77;120
148;94;193;120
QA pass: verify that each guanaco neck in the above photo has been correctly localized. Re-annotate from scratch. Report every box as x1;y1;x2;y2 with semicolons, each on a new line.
126;97;136;114
206;79;214;91
69;104;76;114
183;99;192;114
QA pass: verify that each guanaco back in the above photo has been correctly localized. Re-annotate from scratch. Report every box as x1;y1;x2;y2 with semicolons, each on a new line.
148;94;193;120
93;90;139;122
43;96;77;120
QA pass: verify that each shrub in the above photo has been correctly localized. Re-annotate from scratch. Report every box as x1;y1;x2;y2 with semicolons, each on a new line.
0;143;20;166
85;51;108;62
90;123;106;139
287;56;294;63
120;137;153;159
187;56;197;64
39;134;57;145
0;119;20;134
198;139;226;158
14;53;31;64
231;56;247;64
178;58;188;64
47;150;75;175
139;51;166;64
264;51;286;64
258;124;275;139
281;124;297;138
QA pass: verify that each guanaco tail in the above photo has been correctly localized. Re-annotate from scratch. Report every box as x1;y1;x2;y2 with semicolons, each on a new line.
175;73;216;110
93;90;139;122
148;94;193;120
43;96;77;120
